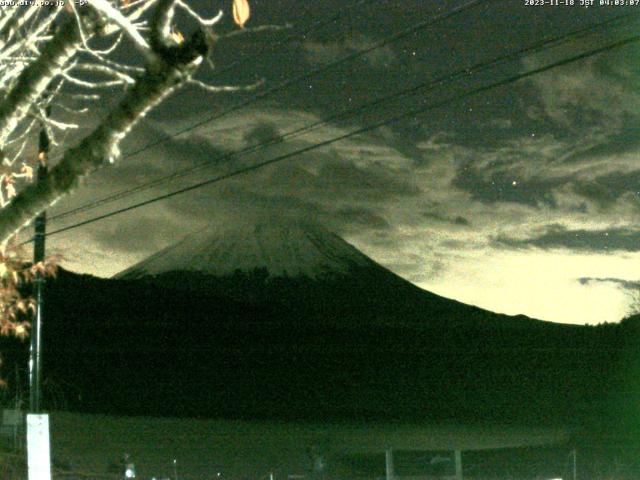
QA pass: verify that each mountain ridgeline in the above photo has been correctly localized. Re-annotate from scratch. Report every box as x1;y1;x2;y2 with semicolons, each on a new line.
12;221;638;429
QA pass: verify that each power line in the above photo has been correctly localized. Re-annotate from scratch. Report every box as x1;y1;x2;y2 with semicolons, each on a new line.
47;1;380;224
108;0;490;160
48;11;639;224
46;0;488;223
155;0;374;116
47;1;378;222
49;0;443;173
36;33;640;242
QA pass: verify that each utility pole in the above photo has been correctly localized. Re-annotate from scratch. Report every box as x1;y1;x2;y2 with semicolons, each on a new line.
27;10;54;479
29;117;49;413
26;110;52;480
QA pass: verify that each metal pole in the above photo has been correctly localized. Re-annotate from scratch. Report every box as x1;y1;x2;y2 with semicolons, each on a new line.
385;448;394;480
572;449;577;480
454;450;463;480
29;121;49;413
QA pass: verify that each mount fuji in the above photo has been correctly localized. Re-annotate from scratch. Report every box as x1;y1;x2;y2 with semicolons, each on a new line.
116;221;377;280
114;219;541;331
31;219;634;425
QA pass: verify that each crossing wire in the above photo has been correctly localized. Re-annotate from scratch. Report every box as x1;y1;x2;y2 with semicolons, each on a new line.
49;10;639;225
44;0;489;224
32;33;640;243
48;0;378;220
103;0;490;159
47;11;640;224
161;0;375;111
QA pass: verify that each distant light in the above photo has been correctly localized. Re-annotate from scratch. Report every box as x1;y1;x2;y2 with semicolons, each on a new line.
512;180;518;186
125;467;136;478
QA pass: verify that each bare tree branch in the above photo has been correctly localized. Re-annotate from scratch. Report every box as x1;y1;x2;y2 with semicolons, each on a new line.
0;26;210;243
0;0;270;353
175;1;223;27
87;0;155;62
0;4;39;43
0;11;104;153
187;77;264;93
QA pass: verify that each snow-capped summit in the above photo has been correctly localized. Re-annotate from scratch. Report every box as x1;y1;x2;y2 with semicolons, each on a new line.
113;218;545;332
116;219;377;280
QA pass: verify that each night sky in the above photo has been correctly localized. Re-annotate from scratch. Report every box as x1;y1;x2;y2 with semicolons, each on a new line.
32;0;640;325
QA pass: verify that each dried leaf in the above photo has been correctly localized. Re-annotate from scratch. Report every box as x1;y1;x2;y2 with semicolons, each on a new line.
0;323;10;336
44;262;58;278
15;300;26;313
31;261;46;275
232;0;250;28
5;177;15;199
171;28;185;44
20;164;33;182
14;323;28;340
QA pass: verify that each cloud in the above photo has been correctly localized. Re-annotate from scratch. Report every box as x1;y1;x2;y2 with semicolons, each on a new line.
304;33;397;69
452;162;560;208
522;43;640;131
39;27;640;326
495;225;640;253
578;276;640;292
333;206;390;231
423;211;470;227
577;276;640;318
48;106;640;325
47;110;423;275
419;247;640;325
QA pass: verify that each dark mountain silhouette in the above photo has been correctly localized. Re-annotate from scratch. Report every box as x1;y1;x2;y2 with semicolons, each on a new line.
6;220;635;431
116;221;547;331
